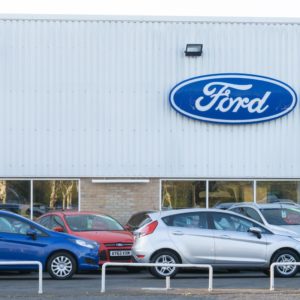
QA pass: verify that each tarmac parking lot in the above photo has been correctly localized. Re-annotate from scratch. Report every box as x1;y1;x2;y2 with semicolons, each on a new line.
1;268;300;300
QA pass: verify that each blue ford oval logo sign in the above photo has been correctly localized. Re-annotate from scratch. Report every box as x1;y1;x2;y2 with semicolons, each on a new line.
169;73;297;124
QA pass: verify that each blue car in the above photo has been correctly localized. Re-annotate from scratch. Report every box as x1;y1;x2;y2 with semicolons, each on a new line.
0;210;99;279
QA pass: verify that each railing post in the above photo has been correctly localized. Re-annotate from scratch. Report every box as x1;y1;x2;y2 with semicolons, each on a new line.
270;263;275;291
100;262;213;293
165;276;170;289
38;262;43;294
0;261;43;295
208;265;213;292
101;263;107;293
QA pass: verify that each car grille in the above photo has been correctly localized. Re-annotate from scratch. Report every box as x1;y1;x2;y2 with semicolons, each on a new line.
109;255;132;261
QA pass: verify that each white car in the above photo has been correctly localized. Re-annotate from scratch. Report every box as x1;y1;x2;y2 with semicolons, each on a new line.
132;209;300;279
229;203;300;235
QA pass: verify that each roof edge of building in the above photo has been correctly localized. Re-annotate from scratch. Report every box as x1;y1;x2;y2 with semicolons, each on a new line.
1;14;300;25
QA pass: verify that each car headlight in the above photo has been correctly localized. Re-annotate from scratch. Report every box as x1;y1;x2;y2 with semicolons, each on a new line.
74;239;98;249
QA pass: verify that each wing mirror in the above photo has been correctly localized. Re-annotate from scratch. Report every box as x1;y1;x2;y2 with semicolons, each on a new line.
53;226;64;232
26;229;37;240
248;227;262;239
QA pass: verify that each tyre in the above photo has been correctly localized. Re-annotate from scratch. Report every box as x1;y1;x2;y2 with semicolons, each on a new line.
149;250;180;279
47;252;76;280
271;250;299;278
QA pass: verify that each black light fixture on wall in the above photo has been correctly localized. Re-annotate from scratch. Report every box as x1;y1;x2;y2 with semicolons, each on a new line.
185;44;203;56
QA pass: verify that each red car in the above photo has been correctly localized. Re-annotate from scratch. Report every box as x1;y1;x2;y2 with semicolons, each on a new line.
37;211;134;267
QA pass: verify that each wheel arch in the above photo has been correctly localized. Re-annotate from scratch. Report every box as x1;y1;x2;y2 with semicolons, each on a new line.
150;248;182;263
270;247;300;265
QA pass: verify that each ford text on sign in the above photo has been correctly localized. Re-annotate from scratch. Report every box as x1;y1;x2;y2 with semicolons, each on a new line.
169;74;297;124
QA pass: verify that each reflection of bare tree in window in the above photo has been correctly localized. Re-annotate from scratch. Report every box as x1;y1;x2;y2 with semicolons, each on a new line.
162;190;172;208
0;181;6;204
49;181;76;210
60;181;74;209
49;181;58;209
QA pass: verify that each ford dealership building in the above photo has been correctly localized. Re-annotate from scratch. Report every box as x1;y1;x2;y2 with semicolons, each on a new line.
0;15;300;223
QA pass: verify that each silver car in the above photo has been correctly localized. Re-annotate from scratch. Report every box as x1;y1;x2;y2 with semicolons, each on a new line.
132;209;300;278
229;203;300;234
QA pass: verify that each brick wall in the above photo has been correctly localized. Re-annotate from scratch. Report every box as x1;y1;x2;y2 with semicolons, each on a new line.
80;179;160;224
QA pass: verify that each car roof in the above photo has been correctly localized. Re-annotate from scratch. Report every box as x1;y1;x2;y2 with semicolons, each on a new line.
148;208;244;218
143;208;274;232
0;209;24;217
41;211;111;217
229;202;300;209
0;210;54;232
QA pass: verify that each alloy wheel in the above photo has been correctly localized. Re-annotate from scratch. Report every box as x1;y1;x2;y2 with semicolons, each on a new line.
276;253;297;276
50;255;73;278
154;254;177;276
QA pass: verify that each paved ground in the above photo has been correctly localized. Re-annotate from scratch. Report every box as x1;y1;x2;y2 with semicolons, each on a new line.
1;269;300;299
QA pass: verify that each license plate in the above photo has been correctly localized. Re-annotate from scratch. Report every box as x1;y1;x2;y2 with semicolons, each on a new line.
110;250;132;257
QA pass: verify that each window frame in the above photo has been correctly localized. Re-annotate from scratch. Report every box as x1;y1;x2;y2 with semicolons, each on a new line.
0;178;80;220
160;179;300;210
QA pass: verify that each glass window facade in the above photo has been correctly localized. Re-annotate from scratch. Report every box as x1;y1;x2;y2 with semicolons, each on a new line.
161;180;300;209
256;181;300;204
0;180;30;217
161;181;206;209
0;180;79;219
208;181;253;208
33;180;79;218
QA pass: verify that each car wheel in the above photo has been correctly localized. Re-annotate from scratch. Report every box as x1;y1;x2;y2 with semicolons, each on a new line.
271;250;299;278
149;250;180;279
47;252;76;280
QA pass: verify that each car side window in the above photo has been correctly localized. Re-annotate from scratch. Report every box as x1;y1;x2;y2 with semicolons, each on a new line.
231;207;243;215
163;212;208;229
244;207;263;224
231;207;264;224
212;212;268;233
0;215;45;236
53;216;66;231
0;217;15;233
38;216;51;228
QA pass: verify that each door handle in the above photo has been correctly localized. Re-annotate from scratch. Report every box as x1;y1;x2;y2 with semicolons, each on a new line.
220;235;230;239
172;231;184;236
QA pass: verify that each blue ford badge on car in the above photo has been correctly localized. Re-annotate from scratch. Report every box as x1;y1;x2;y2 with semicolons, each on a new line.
169;74;297;124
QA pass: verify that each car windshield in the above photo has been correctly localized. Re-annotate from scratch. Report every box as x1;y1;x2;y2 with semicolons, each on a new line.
65;214;124;231
260;207;300;225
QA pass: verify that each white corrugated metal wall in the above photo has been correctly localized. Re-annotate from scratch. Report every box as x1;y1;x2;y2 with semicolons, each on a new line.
0;16;299;178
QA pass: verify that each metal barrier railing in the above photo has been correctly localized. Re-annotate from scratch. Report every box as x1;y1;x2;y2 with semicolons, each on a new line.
0;260;43;294
101;262;213;293
270;262;300;291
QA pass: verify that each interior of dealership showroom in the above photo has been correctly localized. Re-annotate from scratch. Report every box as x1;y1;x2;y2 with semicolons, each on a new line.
1;179;300;224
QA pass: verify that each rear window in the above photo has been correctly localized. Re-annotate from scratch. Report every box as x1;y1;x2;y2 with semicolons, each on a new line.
128;213;152;229
138;216;152;228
